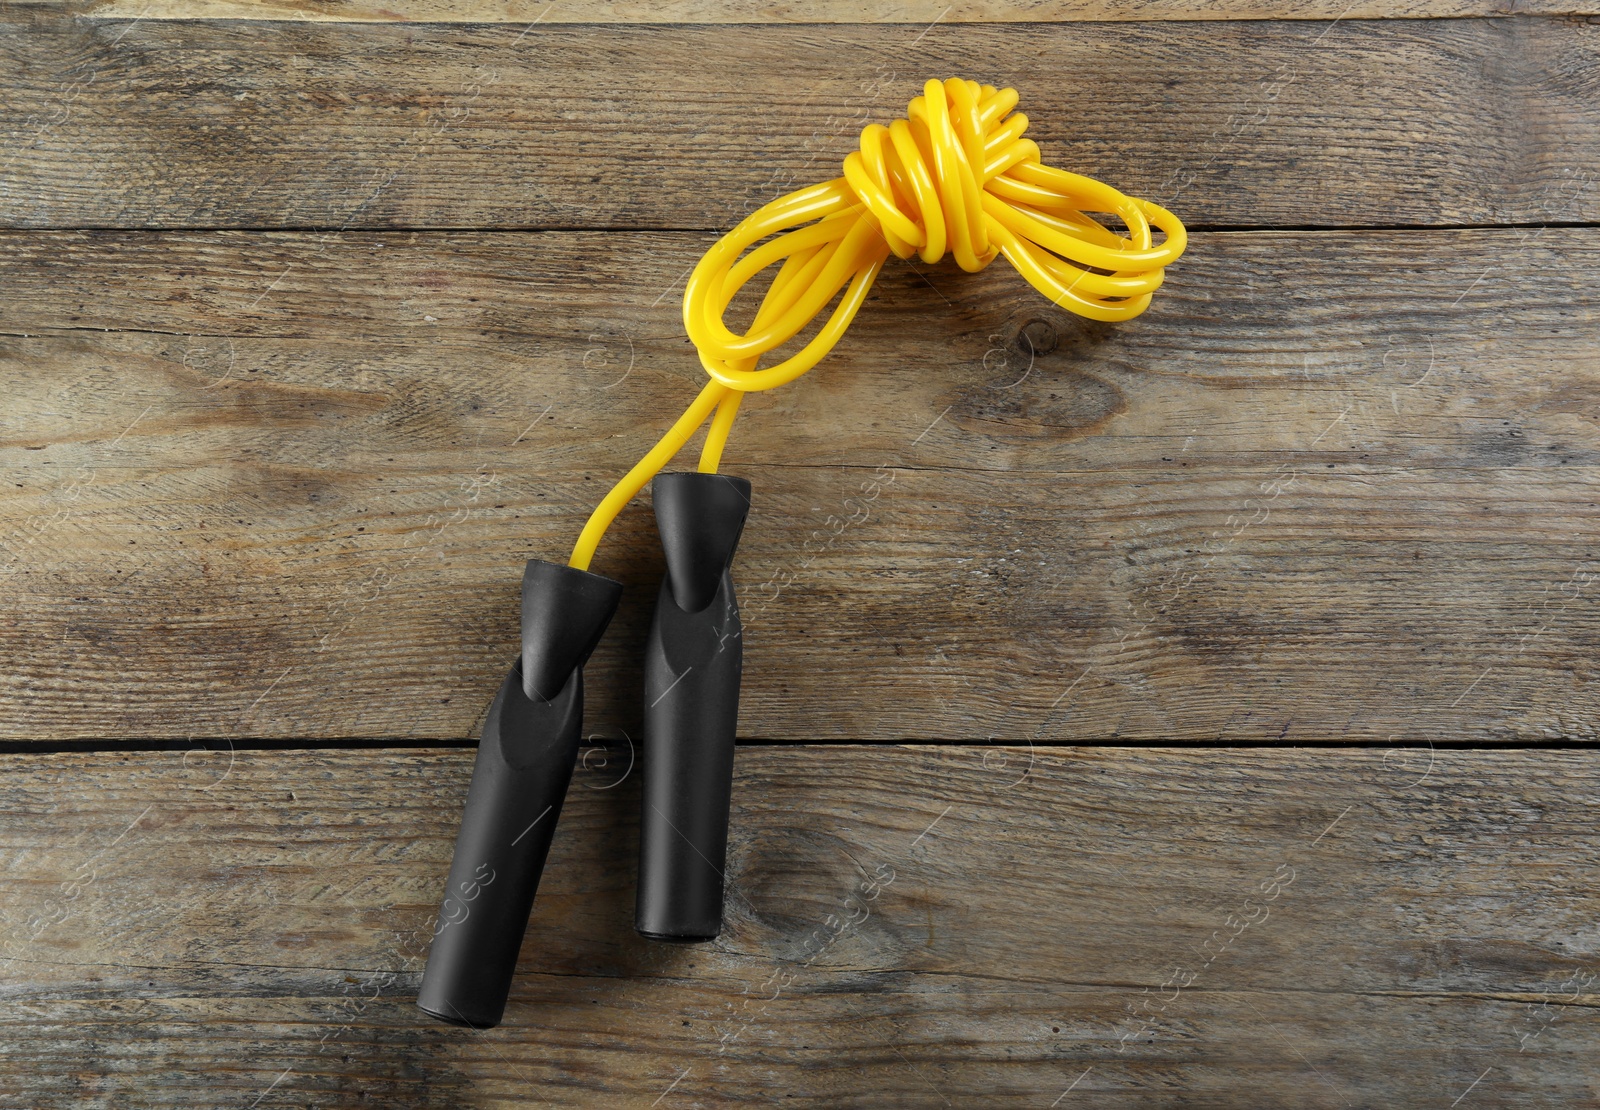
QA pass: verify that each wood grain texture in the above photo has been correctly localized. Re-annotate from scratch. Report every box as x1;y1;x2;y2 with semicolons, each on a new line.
33;0;1600;23
2;227;1598;743
0;745;1596;1107
2;17;1599;230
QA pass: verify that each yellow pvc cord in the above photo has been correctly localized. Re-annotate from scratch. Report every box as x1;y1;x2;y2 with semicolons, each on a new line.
567;78;1187;572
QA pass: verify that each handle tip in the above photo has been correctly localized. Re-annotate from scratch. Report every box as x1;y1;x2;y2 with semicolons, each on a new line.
521;559;623;700
416;999;502;1030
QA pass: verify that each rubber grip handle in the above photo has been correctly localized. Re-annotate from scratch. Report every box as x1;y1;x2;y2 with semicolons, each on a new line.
418;559;620;1028
636;473;751;943
416;663;582;1027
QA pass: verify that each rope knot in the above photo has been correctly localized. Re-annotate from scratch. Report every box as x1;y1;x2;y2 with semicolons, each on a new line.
681;79;1187;406
843;77;1017;272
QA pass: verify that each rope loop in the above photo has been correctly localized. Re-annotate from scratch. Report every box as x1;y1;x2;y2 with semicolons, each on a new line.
681;78;1187;403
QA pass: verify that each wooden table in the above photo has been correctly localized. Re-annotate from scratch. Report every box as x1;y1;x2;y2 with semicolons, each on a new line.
3;1;1599;1106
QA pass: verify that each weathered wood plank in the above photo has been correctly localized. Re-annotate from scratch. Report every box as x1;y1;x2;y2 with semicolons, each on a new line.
3;227;1598;743
28;0;1600;23
0;745;1595;1107
2;18;1598;229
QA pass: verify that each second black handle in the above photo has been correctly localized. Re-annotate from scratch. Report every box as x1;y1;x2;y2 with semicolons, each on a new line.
636;473;751;943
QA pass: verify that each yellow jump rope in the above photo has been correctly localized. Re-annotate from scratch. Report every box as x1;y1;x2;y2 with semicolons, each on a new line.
569;76;1187;573
419;77;1189;1028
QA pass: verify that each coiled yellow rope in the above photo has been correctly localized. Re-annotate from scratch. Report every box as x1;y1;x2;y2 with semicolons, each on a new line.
568;78;1187;572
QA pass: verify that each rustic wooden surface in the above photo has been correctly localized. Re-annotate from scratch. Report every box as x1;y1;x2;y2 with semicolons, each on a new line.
2;745;1598;1108
3;227;1598;743
3;18;1599;230
2;0;1598;1105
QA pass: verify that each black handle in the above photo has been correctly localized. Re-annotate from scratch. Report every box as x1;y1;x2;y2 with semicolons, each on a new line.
418;559;621;1028
636;473;751;943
